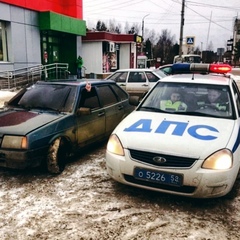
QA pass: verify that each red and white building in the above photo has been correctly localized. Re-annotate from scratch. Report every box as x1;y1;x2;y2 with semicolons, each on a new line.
0;0;142;76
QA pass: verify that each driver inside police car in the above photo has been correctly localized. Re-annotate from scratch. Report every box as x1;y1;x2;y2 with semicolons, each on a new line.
198;88;227;111
160;89;187;111
207;89;221;104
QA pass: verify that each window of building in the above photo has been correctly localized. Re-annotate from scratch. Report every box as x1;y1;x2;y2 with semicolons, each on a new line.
0;21;8;61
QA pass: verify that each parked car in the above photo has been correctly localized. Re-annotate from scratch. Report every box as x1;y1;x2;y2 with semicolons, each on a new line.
105;63;240;198
158;63;194;75
105;68;167;98
0;79;135;174
158;64;173;75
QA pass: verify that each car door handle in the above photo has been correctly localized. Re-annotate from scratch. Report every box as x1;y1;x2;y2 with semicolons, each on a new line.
98;112;105;117
142;84;149;86
118;105;123;110
119;83;126;86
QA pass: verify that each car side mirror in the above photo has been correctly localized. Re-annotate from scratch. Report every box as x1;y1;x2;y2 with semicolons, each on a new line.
77;107;91;116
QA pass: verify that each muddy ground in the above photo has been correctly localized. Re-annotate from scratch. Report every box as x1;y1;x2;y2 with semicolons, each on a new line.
0;82;240;240
0;143;239;240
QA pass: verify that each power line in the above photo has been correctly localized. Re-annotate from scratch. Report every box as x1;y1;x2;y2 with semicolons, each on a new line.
186;0;240;11
185;4;233;32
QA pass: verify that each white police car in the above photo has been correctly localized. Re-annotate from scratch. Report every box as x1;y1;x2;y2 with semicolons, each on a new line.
106;63;240;198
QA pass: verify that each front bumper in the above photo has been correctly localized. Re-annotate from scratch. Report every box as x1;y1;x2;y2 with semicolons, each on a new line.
0;146;48;169
105;149;238;198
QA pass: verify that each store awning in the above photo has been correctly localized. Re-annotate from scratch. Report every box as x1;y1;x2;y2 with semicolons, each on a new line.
39;11;86;36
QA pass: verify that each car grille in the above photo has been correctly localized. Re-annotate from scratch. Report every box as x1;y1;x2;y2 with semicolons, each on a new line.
124;174;196;194
129;149;197;168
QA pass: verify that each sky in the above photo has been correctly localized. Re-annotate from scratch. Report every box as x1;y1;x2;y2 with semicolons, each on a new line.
83;0;240;51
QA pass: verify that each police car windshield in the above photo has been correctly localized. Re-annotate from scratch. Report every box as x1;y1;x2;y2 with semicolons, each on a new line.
139;82;234;119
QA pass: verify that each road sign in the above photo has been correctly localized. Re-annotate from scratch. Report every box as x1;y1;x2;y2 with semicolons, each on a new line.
186;37;195;45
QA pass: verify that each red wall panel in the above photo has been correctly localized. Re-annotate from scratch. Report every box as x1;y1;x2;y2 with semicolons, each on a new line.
83;32;135;43
0;0;83;18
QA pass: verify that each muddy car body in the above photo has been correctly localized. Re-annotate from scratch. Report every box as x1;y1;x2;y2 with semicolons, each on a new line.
0;79;134;173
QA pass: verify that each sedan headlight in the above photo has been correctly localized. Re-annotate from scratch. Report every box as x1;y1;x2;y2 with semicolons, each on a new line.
107;134;124;156
202;149;232;170
1;135;28;149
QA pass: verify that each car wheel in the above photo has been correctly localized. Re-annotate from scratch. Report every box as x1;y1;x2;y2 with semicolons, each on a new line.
237;167;240;180
224;180;240;199
47;137;67;174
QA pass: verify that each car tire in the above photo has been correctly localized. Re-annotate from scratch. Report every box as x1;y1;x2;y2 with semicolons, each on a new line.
223;178;240;200
47;137;67;174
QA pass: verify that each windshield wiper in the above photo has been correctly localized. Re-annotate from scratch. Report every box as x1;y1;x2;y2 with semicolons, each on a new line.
29;106;61;113
186;110;226;118
139;106;164;112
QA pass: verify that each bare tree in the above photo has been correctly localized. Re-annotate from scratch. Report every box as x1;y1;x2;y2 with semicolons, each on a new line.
96;20;108;31
207;41;214;51
123;22;140;34
108;19;116;33
144;29;157;44
153;29;177;64
194;46;201;55
115;25;121;34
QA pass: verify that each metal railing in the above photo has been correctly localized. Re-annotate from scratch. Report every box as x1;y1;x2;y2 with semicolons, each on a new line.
0;63;69;90
42;63;69;80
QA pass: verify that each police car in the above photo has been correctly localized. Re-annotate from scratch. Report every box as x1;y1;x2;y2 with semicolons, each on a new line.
105;63;240;198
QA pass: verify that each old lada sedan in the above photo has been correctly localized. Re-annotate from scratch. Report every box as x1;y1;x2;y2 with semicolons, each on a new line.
0;79;134;174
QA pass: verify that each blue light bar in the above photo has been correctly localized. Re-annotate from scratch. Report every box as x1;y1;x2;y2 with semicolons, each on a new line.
172;63;191;74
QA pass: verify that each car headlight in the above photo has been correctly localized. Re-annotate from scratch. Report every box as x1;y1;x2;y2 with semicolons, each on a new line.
202;149;232;170
1;135;28;149
107;134;124;156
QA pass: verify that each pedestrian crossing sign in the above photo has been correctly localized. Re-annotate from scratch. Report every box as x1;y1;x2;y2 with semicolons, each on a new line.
186;37;195;45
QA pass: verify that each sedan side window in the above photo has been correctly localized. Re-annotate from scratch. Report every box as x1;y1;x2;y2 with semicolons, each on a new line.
97;85;118;107
232;82;240;117
128;72;146;83
79;87;100;110
109;72;127;83
111;84;128;101
146;72;160;82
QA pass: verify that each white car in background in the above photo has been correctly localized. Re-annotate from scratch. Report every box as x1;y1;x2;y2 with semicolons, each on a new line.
106;63;240;198
105;68;167;99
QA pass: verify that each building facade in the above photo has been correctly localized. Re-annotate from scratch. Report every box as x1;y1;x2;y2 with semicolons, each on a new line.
82;31;139;76
0;0;86;74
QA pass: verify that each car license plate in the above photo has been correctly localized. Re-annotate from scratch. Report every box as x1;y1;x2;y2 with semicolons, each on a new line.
134;168;183;187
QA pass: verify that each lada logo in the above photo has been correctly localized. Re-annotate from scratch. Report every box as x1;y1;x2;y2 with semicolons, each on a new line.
153;156;166;164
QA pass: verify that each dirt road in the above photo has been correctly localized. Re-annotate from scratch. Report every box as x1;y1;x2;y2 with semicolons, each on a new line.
0;143;239;240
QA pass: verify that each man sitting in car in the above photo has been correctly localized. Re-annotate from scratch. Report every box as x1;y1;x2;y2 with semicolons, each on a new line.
160;90;187;111
198;88;228;111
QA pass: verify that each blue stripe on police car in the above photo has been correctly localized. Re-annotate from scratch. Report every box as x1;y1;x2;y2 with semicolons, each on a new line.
124;119;219;140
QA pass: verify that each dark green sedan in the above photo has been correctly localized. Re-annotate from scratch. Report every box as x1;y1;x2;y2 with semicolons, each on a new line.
0;79;135;174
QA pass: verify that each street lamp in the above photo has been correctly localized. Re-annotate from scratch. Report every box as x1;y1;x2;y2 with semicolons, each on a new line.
141;14;150;53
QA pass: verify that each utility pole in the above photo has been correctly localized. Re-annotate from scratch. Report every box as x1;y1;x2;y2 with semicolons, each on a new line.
206;11;212;51
179;0;185;57
141;14;150;53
